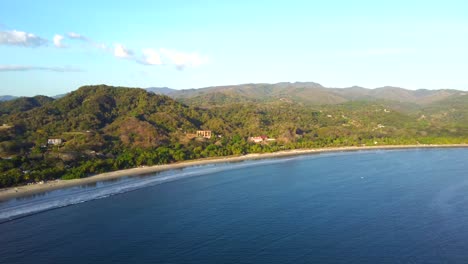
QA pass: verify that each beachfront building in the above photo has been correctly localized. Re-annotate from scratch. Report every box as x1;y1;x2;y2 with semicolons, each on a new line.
196;130;212;139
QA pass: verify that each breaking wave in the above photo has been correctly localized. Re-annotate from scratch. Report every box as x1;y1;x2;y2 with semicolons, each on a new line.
0;157;296;222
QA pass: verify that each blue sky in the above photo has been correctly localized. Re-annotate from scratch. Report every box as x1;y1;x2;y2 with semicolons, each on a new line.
1;0;467;96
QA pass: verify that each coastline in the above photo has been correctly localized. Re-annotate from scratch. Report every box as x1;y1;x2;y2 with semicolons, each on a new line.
1;144;467;202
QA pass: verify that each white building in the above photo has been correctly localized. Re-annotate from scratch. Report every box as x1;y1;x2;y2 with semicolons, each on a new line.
47;138;63;145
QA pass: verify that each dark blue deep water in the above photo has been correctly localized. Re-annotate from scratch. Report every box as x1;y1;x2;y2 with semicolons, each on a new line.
1;148;468;263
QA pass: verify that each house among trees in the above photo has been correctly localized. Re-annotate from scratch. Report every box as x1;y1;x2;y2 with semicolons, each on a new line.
0;124;12;130
196;130;212;139
47;138;63;145
249;135;275;143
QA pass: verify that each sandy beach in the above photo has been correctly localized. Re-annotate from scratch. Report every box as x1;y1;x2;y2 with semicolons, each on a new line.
1;144;467;202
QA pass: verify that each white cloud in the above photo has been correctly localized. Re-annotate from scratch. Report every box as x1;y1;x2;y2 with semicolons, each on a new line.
160;48;206;68
0;65;82;72
0;30;47;47
93;42;108;50
53;34;66;48
133;48;207;69
0;25;208;71
114;44;133;59
0;27;207;70
66;32;107;50
67;32;88;41
141;48;162;65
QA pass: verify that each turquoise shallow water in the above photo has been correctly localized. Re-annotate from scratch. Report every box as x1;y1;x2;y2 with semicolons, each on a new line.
0;148;467;263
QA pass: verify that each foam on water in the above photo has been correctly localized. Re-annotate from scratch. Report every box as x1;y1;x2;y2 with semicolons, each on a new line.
0;149;410;222
1;148;467;264
0;156;296;222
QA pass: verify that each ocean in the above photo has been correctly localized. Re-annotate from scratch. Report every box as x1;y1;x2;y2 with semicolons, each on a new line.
1;148;467;263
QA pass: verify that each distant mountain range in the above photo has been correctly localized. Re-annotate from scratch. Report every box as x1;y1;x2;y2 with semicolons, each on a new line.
144;82;465;107
0;94;65;102
0;95;18;102
145;87;176;95
2;83;464;107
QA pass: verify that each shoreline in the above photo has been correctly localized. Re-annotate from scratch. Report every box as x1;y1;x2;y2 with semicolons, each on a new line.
1;144;467;202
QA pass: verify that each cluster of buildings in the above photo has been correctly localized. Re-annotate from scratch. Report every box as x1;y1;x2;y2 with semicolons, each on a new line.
48;130;276;146
190;130;276;144
196;130;276;144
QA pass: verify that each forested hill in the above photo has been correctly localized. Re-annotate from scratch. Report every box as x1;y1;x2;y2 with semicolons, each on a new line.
1;85;207;149
0;84;467;188
0;95;54;114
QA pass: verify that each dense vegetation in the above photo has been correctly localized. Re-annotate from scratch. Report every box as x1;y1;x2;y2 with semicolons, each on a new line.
0;84;467;188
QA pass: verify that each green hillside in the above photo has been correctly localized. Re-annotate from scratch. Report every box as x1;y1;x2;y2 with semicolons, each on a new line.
0;84;467;188
0;95;54;115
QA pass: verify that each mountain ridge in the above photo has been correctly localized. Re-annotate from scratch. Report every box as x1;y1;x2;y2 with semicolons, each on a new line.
2;82;464;105
146;82;464;107
0;95;18;102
